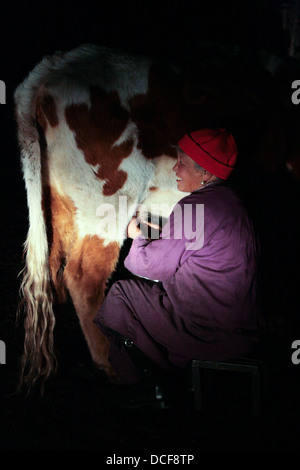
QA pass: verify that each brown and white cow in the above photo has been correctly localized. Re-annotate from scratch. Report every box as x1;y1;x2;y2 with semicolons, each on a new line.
15;43;295;391
15;44;195;390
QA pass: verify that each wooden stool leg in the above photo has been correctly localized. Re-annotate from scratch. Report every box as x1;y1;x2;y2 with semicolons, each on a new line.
251;370;261;417
192;364;202;411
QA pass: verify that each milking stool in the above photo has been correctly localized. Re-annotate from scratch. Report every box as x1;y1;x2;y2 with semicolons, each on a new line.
191;355;266;417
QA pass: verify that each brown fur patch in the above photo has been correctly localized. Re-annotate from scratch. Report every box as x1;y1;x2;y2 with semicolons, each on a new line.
43;186;120;373
65;85;134;196
43;187;77;302
129;63;185;159
64;236;120;306
37;93;59;130
63;236;120;372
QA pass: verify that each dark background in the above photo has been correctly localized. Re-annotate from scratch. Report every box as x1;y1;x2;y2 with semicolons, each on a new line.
0;0;300;453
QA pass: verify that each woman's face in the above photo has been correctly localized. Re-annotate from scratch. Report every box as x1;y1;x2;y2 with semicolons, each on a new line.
173;151;206;192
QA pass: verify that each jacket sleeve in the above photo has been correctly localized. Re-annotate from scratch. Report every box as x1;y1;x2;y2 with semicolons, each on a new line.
124;203;188;281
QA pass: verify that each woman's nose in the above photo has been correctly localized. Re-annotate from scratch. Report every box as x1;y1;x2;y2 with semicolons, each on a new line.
173;162;178;172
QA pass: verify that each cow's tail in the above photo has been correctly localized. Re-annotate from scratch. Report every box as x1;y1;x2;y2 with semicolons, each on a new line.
15;78;56;393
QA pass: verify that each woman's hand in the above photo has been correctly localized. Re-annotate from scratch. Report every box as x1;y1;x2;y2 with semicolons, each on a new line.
142;220;161;231
127;217;162;240
127;217;142;239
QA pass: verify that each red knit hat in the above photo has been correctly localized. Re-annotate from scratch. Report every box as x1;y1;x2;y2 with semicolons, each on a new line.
178;128;238;180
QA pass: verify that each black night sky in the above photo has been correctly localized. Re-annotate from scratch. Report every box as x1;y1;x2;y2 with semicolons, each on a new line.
0;0;291;86
0;0;300;453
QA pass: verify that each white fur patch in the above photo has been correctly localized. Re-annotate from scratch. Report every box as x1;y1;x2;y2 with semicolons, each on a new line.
16;44;185;249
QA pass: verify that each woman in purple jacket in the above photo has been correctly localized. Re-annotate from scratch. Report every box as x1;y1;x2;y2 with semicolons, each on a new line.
94;128;260;388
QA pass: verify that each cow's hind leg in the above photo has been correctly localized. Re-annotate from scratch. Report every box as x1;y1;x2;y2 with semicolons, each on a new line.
64;236;121;377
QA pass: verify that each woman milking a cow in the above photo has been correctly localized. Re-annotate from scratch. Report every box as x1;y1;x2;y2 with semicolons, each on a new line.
93;128;260;407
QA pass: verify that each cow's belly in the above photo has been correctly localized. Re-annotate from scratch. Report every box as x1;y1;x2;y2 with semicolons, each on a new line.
140;155;189;220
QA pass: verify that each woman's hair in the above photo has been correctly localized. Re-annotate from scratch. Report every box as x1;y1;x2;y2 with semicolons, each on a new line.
194;162;206;172
194;161;223;182
175;144;223;181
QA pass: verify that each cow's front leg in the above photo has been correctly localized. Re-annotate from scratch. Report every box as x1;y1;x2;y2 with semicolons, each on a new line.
64;235;121;377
